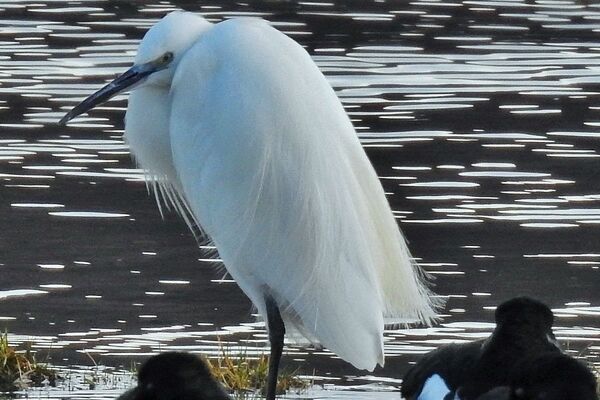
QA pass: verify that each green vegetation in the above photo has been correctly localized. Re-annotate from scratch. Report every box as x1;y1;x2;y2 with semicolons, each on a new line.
206;342;308;398
0;332;58;392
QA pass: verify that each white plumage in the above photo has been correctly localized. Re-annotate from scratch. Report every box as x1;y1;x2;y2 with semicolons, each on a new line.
417;374;453;400
61;9;438;383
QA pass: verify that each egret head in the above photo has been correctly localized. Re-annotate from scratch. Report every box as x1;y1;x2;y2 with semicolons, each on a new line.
59;11;211;125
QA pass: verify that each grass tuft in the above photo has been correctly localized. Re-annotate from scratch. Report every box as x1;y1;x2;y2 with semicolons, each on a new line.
206;341;308;397
0;332;58;392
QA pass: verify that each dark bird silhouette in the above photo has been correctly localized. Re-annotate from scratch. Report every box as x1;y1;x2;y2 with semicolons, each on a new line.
401;297;561;400
118;352;231;400
506;352;598;400
473;352;598;400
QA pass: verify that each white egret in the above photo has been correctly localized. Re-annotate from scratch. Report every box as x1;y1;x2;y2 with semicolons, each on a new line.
59;11;438;399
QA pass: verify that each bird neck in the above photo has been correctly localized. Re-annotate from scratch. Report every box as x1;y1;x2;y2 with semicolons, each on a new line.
125;86;177;182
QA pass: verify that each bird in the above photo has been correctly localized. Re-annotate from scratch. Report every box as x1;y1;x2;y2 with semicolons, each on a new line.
117;352;232;400
401;297;561;400
58;11;438;399
422;352;598;400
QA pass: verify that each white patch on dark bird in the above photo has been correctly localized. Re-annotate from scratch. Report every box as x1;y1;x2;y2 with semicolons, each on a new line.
417;374;452;400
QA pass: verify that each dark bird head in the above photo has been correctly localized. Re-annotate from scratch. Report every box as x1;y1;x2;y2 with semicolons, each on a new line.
118;352;231;400
493;297;556;348
455;298;560;399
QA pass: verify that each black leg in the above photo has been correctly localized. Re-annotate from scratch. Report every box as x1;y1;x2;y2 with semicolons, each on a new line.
265;296;285;400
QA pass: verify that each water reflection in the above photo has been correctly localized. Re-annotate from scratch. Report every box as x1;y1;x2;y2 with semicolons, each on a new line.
0;0;599;398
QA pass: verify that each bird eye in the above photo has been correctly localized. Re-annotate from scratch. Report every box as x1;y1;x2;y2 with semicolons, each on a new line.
161;52;173;63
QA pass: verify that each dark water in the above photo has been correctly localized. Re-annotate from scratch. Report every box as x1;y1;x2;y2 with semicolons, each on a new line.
1;0;599;397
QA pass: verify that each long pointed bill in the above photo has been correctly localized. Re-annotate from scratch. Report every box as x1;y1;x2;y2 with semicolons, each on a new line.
58;63;157;125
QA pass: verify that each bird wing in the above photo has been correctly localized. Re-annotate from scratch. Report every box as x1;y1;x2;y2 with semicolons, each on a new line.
169;18;435;371
401;341;482;399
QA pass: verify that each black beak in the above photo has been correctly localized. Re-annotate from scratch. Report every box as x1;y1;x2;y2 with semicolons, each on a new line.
58;62;156;125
